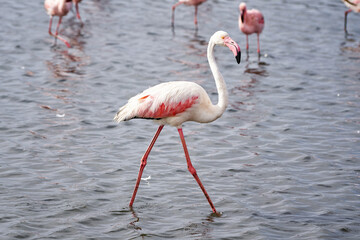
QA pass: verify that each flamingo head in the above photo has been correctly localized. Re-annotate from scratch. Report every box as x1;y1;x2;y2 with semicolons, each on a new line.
239;2;247;23
211;31;241;64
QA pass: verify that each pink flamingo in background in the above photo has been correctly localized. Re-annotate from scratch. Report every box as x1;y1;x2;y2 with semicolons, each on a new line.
114;31;241;214
73;0;82;21
44;0;72;48
172;0;207;26
342;0;360;33
238;2;264;54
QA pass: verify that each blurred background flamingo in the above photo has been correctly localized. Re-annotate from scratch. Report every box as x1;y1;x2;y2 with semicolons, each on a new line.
238;2;264;54
44;0;73;48
113;31;241;214
172;0;207;26
342;0;360;33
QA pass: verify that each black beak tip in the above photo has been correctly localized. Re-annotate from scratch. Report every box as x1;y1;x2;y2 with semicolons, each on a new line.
236;51;241;64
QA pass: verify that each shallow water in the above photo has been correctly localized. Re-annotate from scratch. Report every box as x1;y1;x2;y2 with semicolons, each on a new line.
0;0;359;239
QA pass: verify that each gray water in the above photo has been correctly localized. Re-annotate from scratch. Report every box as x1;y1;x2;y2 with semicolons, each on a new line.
0;0;359;239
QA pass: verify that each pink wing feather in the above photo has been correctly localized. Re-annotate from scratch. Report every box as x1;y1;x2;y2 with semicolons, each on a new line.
114;81;201;122
137;95;198;119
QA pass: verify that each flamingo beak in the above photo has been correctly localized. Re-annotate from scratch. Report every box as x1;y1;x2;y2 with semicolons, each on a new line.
224;36;241;64
236;50;241;64
240;11;244;23
344;0;356;6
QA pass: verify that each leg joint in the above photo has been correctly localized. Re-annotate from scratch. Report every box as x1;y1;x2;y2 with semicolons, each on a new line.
188;165;197;176
140;160;147;168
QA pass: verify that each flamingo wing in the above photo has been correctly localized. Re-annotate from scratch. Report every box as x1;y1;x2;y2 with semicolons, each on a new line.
114;81;201;123
247;9;264;30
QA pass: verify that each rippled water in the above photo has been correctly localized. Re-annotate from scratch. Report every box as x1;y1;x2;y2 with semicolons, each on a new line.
1;0;359;239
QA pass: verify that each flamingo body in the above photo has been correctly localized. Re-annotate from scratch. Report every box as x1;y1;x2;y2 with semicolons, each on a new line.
238;2;264;53
44;0;72;47
172;0;207;26
44;0;72;16
342;0;360;33
114;81;219;127
114;31;241;214
180;0;207;7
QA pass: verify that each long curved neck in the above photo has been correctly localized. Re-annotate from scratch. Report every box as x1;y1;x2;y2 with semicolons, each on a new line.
207;40;228;114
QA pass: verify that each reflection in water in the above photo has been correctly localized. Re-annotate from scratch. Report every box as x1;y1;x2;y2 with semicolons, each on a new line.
187;31;208;62
45;18;88;79
229;79;257;113
63;16;87;49
129;207;142;230
245;49;269;63
171;15;200;36
240;55;268;96
45;48;87;79
126;206;217;238
40;21;89;119
341;34;360;54
244;56;269;77
244;65;268;77
229;53;269;123
168;30;209;80
341;43;360;53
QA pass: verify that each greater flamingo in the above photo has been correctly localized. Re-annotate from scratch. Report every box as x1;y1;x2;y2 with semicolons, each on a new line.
44;0;72;48
73;0;82;20
114;31;241;214
172;0;207;26
238;2;264;54
342;0;360;33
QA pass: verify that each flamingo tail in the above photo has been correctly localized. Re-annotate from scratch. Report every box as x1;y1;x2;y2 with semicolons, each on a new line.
114;104;132;123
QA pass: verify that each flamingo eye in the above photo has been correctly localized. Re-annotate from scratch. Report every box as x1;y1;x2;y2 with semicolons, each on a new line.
221;36;225;39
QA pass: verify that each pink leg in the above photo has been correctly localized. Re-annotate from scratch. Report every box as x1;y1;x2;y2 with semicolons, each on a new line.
177;128;218;214
48;16;59;46
75;3;81;20
246;35;249;50
48;16;71;48
54;16;62;36
344;9;351;33
257;33;261;54
129;125;164;207
194;6;198;25
48;16;54;39
171;2;184;26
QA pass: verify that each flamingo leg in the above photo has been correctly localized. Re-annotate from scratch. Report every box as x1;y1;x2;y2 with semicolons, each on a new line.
48;16;56;44
171;2;184;26
75;2;81;20
177;128;218;214
129;125;164;207
54;16;62;37
246;35;249;51
344;9;352;33
194;5;198;25
48;16;71;48
257;33;260;54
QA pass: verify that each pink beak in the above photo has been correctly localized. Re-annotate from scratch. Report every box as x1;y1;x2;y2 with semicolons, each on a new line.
224;36;241;64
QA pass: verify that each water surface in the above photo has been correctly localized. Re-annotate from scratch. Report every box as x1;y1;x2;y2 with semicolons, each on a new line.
0;0;359;239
